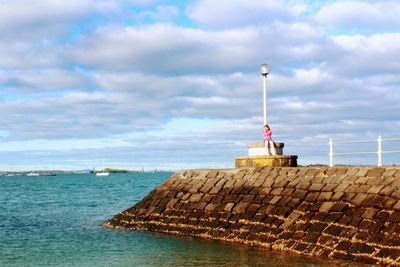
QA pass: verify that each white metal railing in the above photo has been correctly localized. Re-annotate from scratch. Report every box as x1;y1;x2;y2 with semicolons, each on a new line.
329;136;400;167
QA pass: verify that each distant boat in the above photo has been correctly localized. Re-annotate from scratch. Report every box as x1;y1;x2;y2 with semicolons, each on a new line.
92;159;109;176
42;172;56;176
26;172;40;177
94;171;109;176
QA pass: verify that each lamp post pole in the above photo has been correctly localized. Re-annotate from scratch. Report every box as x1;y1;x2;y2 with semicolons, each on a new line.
260;64;269;125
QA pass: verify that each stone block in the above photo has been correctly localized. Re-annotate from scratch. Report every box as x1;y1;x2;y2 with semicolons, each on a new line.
206;170;219;178
383;169;398;178
382;197;397;209
324;212;342;223
367;185;385;194
305;192;320;202
362;208;379;219
331;192;345;201
308;222;327;233
188;193;203;203
247;204;261;213
319;202;335;213
241;195;255;203
392;190;400;199
166;199;178;210
270;187;284;196
323;225;344;236
355;177;370;184
322;184;337;192
276;197;291;207
296;182;311;190
287;198;301;208
269;196;282;205
297;202;310;212
366;167;385;178
387;211;400;223
311;212;328;221
233;171;246;180
317;192;332;201
309;183;324;192
380;186;394;196
334;183;349;192
292;189;308;199
308;202;322;212
349;243;375;254
351;193;368;206
233;202;251;213
302;232;320;243
204;203;218;212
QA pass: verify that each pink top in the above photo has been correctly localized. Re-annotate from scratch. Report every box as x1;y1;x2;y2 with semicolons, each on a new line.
263;129;272;140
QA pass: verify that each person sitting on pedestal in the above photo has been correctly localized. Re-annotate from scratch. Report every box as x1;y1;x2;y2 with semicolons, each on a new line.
263;124;276;156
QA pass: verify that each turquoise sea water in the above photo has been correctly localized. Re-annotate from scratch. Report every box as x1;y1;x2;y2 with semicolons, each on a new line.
0;173;362;267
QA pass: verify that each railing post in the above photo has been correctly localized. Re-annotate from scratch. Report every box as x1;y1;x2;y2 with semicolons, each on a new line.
329;138;334;167
377;135;382;166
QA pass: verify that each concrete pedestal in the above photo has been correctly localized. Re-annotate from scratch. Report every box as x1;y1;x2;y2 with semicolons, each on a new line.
248;142;284;156
235;155;298;168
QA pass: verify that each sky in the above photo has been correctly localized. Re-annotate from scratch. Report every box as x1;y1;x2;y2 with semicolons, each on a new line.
0;0;399;171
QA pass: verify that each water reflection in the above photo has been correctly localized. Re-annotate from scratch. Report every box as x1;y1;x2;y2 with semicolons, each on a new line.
127;233;365;267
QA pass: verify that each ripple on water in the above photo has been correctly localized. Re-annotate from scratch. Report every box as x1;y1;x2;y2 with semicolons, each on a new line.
0;173;364;267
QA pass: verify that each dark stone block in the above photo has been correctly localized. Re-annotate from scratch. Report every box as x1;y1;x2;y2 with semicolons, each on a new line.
308;202;322;212
358;220;374;231
331;202;348;212
324;212;342;223
276;197;292;207
368;233;383;243
376;248;400;260
287;198;301;208
251;214;266;223
239;212;255;221
301;211;315;221
271;206;292;217
335;240;352;252
349;216;363;227
317;235;333;246
292;189;307;199
308;222;327;233
253;195;266;204
291;232;305;240
278;231;293;240
323;225;343;236
297;202;310;212
311;212;328;221
302;232;320;243
271;219;284;228
349;242;375;254
375;210;390;221
251;224;267;234
247;204;261;213
263;216;275;225
387;211;400;222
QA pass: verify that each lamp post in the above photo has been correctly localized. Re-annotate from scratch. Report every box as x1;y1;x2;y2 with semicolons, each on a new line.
260;64;269;125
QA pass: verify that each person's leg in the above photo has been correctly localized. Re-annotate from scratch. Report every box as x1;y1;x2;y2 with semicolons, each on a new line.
269;140;276;155
264;140;271;155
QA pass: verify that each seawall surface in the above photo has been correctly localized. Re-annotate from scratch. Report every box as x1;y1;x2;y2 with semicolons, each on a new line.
104;167;400;265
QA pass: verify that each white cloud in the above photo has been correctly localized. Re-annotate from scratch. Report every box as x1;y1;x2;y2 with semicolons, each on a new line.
186;0;294;29
135;5;179;22
314;1;400;32
0;0;399;169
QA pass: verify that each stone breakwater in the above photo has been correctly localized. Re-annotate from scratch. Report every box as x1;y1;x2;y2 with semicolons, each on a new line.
104;167;400;265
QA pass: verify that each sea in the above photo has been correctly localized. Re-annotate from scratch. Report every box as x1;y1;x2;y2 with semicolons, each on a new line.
0;173;363;267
